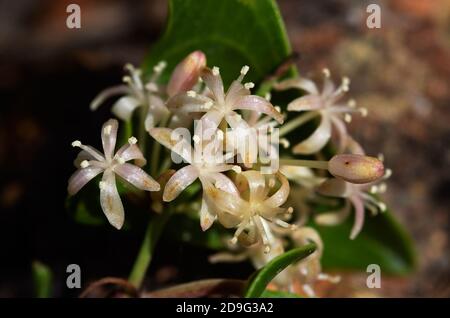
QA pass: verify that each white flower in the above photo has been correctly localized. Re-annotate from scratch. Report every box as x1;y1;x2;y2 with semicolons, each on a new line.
149;127;239;231
316;168;391;239
90;63;170;131
275;69;367;154
207;171;294;252
68;119;160;229
167;65;284;132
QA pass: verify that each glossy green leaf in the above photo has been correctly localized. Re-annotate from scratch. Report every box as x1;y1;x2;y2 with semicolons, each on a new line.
313;209;416;275
143;0;294;86
32;261;53;298
244;243;316;298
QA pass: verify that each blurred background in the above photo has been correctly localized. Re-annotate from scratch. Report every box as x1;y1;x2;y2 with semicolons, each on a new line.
0;0;448;297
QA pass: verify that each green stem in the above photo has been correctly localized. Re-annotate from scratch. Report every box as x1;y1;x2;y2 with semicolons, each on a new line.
279;158;329;170
128;206;173;288
278;111;319;137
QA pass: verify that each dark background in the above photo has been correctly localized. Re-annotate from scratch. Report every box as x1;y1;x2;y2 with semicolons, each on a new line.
0;0;448;297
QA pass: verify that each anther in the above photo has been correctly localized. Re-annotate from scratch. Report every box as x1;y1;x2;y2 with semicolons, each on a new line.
128;136;138;145
187;90;197;97
212;66;220;76
322;68;331;78
240;65;249;75
80;160;90;168
244;82;255;90
72;140;82;147
344;113;352;123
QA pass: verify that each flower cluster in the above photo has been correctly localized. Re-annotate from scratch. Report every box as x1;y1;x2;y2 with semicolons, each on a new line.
68;51;388;296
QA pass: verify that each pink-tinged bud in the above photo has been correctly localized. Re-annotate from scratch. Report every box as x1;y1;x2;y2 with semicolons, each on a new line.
167;51;207;97
328;154;384;184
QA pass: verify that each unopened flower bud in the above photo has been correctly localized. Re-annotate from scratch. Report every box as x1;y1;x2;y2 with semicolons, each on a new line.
328;154;384;184
167;51;207;97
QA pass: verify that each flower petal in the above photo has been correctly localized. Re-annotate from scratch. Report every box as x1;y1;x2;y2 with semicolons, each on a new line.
314;200;351;226
233;95;284;124
149;127;192;163
99;170;124;229
331;116;348;154
163;165;199;201
225;80;249;106
316;178;350;198
201;67;225;103
114;163;160;191
101;119;119;160
167;50;207;97
200;195;217;231
145;95;170;131
264;173;290;208
274;77;319;95
111;96;140;121
197;109;224;136
292;115;331;154
68;167;103;195
166;93;210;114
287;95;323;112
242;170;267;202
90;85;130;111
115;143;146;167
349;195;365;240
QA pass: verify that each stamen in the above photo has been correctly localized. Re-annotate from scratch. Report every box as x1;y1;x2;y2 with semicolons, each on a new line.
153;61;167;73
274;219;290;228
265;92;271;101
274;106;281;113
212;66;220;76
344;113;352;123
377;153;385;162
187;90;197;97
232;165;242;174
103;125;112;136
128;136;138;145
244;82;255;90
348;99;357;108
378;202;387;212
122;76;131;83
240;65;249;75
384;168;392;179
322;68;331;78
287;207;294;214
280;138;290;148
80;160;90;168
230;236;238;245
359;107;368;117
264;245;271;254
268;178;276;188
117;156;125;165
203;101;213;109
377;183;387;193
370;185;379;194
72;140;82;147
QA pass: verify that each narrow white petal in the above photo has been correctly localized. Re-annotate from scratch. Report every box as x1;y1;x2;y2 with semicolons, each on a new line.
349;195;365;240
201;67;225;103
90;85;130;111
242;170;267;202
233;95;284;124
287;95;323;112
111;96;140;121
99;170;125;229
149;127;193;163
101;119;119;161
264;173;290;208
292;115;331;154
274;77;319;95
163;165;199;201
200;196;216;231
330;116;348;154
68;167;103;195
115;143;146;167
114;163;160;191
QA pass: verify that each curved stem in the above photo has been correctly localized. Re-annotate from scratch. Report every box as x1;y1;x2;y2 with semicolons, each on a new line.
128;206;173;288
278;111;319;137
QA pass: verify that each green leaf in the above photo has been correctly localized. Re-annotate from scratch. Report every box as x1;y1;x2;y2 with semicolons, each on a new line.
314;210;417;275
143;0;294;86
32;261;53;298
244;243;316;298
261;290;301;298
